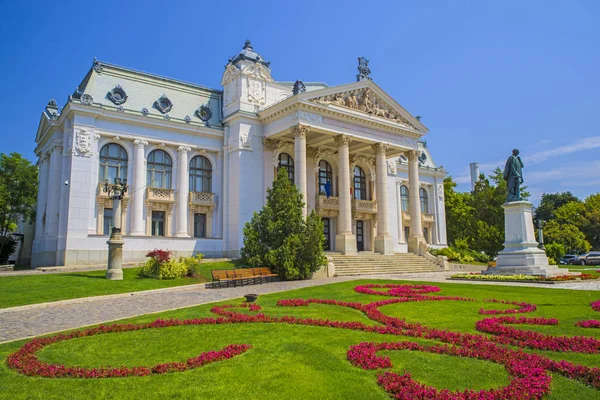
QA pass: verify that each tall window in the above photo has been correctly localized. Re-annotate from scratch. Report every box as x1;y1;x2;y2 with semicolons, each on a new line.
318;160;333;195
189;156;212;192
353;166;367;200
278;153;294;184
99;143;127;182
419;187;429;214
151;211;165;236
194;213;207;238
400;185;409;212
147;150;172;189
103;209;114;235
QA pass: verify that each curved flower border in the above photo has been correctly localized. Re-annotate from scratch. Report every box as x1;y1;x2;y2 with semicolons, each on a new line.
7;284;600;398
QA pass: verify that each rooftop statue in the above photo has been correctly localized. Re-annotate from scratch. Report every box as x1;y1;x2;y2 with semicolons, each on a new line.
503;149;524;202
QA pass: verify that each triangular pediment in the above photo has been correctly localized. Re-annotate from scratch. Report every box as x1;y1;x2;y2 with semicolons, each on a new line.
303;81;425;133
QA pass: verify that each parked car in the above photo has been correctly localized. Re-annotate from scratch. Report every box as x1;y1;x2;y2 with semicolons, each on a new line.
559;254;579;265
574;252;600;266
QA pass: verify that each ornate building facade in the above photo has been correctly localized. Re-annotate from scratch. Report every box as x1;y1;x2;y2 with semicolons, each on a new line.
32;41;447;267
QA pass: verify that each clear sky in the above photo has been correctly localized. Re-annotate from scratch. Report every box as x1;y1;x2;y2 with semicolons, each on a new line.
1;0;598;204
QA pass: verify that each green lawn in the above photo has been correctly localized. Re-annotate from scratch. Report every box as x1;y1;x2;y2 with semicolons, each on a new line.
0;260;242;309
0;280;599;399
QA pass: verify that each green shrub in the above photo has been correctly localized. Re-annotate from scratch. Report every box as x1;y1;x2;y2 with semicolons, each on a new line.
434;247;461;261
241;168;326;280
459;254;475;263
0;235;17;264
140;250;194;280
181;254;204;278
545;243;565;266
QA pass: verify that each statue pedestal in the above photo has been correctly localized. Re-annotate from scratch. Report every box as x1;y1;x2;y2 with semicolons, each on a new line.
484;201;563;277
106;231;124;280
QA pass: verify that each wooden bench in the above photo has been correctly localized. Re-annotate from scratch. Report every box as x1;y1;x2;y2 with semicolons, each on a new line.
211;270;232;288
211;267;279;288
254;267;278;283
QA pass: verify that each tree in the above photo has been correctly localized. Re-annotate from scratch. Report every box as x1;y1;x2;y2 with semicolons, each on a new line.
0;153;38;263
534;192;580;223
543;220;591;254
443;177;474;246
241;168;326;280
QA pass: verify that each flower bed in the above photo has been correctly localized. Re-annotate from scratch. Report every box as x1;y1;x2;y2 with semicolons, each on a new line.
8;283;600;398
451;273;597;282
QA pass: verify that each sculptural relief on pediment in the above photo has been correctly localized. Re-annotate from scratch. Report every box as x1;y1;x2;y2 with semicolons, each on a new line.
310;88;418;130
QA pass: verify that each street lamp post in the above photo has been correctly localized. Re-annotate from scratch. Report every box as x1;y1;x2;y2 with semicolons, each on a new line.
537;219;545;251
103;177;128;280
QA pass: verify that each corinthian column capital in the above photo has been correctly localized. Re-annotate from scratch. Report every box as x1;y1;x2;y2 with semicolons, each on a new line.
371;143;389;155
291;123;309;138
334;134;351;147
406;150;419;161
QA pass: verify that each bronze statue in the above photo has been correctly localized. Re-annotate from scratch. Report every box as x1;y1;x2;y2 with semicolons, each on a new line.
503;149;524;202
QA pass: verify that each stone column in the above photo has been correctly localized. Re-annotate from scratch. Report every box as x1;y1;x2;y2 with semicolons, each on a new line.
175;146;191;237
407;150;425;253
334;134;356;255
130;139;148;236
293;124;308;217
35;154;50;238
372;143;394;255
44;142;63;237
395;180;404;242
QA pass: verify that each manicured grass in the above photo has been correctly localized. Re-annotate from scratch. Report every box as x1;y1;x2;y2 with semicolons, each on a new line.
0;260;242;309
1;280;600;399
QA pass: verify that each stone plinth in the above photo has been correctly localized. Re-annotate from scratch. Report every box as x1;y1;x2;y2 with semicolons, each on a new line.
336;233;357;255
484;201;562;277
106;232;124;280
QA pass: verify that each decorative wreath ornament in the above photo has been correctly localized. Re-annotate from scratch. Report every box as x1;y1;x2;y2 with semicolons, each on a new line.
154;94;173;114
107;85;127;105
195;104;212;122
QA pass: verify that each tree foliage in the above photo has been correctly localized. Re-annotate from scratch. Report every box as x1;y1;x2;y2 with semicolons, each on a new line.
534;192;580;223
543;220;590;254
443;168;528;257
241;168;326;280
0;153;38;263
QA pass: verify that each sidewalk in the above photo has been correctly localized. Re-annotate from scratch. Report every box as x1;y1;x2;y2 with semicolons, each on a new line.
1;271;598;344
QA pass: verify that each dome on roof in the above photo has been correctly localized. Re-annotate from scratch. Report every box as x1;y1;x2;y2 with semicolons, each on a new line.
228;40;270;67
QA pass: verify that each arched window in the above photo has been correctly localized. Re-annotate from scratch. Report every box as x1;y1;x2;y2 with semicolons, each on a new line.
353;166;367;200
278;153;294;184
189;156;212;193
420;187;429;214
99;143;127;182
400;185;409;212
318;160;333;196
147;150;172;189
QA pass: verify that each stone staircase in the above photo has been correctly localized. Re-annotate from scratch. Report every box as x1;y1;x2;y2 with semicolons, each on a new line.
329;252;444;276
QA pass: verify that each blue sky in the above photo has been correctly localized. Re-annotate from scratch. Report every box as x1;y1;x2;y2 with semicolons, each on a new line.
1;0;598;204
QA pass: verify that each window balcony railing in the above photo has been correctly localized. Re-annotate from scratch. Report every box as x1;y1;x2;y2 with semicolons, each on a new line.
352;199;377;214
402;212;435;223
189;192;215;207
97;182;129;200
146;187;175;203
316;195;340;211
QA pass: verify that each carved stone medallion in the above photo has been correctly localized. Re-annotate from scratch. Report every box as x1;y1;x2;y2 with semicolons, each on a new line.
74;129;92;157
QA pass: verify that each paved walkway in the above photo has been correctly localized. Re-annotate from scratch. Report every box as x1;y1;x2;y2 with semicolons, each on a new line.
1;271;599;343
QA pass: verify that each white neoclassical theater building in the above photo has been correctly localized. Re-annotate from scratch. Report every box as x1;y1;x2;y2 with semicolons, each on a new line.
32;41;448;267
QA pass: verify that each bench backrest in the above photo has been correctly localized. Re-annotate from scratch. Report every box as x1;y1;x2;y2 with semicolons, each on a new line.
226;270;242;279
258;267;275;275
212;270;228;280
237;268;256;278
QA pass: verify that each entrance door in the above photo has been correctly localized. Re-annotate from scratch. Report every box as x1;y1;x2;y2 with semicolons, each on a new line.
322;218;331;251
356;220;364;251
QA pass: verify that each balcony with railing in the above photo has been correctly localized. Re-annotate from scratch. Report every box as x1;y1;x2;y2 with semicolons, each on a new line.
189;192;215;207
316;195;340;212
352;198;377;214
146;187;175;203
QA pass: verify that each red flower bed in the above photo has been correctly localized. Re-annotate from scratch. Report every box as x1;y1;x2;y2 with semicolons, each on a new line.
576;320;600;329
591;300;600;312
479;299;537;315
348;341;551;399
8;282;600;398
